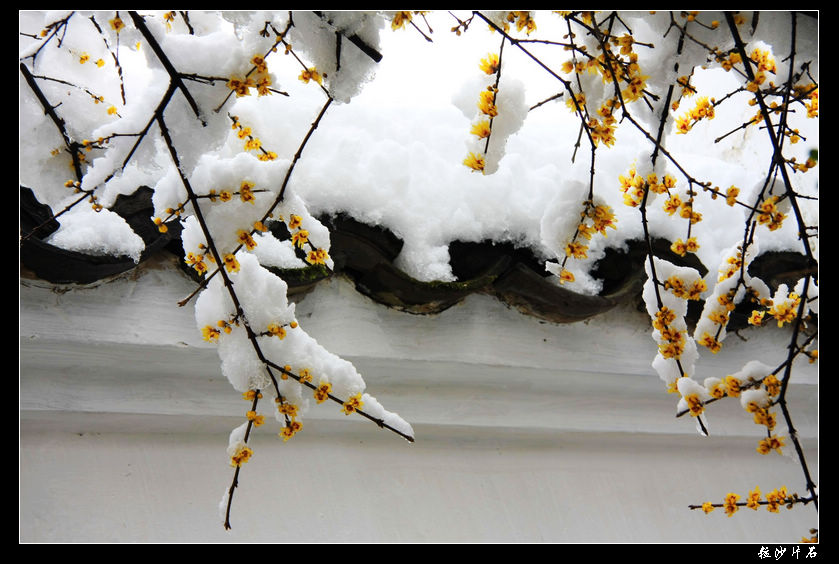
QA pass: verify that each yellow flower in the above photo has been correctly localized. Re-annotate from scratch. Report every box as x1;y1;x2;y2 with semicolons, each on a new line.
202;325;221;342
279;420;302;441
470;120;492;139
287;214;303;230
724;375;742;397
95;58;105;68
341;393;364;415
723;493;740;517
306;248;329;265
246;410;265;426
291;230;309;248
242;390;262;401
701;502;715;514
256;75;272;96
391;11;413;30
478;89;498;117
153;217;168;233
463;152;486;173
479;53;500;75
653;307;676;331
558;269;575;284
763;374;781;397
79;52;90;64
684;394;704;417
239;181;255;204
277;402;299;417
223;254;240;273
109;16;125;33
299;67;323;85
244;138;262;151
237;230;257;251
237;126;252;140
670;239;687;257
230;445;253;467
228;77;254;97
565;241;588;260
251;55;268;73
699;332;721;353
757;435;785;455
746;487;761;510
298;368;313;383
219;190;233;202
267;323;286;339
314;382;332;404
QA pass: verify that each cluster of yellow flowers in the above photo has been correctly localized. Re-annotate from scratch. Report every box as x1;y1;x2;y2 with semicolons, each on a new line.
391;11;414;31
202;315;240;342
298;67;323;85
227;54;275;99
653;307;686;361
280;213;330;266
342;393;364;415
276;397;303;441
463;53;502;174
674;96;715;134
230;445;253;467
230;118;278;161
755;195;786;231
747;286;802;329
700;485;795;516
746;48;777;93
557;201;617;285
503;11;536;35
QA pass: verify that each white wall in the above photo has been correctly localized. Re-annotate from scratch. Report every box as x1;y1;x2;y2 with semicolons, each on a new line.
20;255;818;542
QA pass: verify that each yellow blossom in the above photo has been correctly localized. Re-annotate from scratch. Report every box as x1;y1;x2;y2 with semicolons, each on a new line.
342;393;364;415
558;269;575;284
724;375;742;397
230;445;253;467
698;332;721;353
478;89;498;117
276;400;298;416
228;77;254;97
757;435;785;455
746;487;761;510
279;420;302;441
237;229;257;250
314;382;332;404
763;374;781;396
470;120;492;139
723;493;740;517
224;254;240;273
306;248;329;265
251;55;268;73
463;152;486;173
242;389;262;401
239;181;255;204
267;323;286;339
391;11;413;30
479;53;500;75
287;214;303;230
701;502;715;514
565;241;588;260
109;16;125;33
246;410;265;426
292;229;309;248
202;325;221;342
684;394;704;417
299;67;323;85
